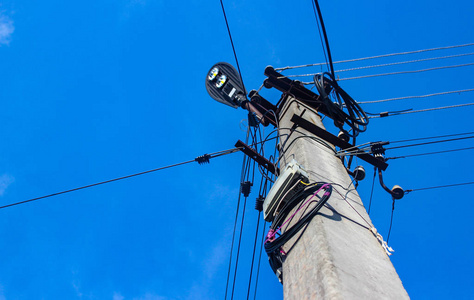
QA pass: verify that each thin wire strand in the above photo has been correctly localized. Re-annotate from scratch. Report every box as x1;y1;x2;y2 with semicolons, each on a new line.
246;211;261;300
219;0;246;94
337;62;474;81
252;221;267;300
388;135;474;150
405;181;474;193
367;167;376;215
358;88;474;104
224;130;250;300
275;42;474;71
386;200;395;243
368;102;474;119
0;148;240;211
282;52;474;78
387;146;474;160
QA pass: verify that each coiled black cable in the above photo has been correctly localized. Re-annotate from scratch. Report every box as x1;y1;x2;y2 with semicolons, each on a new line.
314;73;369;137
264;183;332;280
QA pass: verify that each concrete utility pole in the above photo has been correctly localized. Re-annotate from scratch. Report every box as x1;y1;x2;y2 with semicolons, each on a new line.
277;95;409;300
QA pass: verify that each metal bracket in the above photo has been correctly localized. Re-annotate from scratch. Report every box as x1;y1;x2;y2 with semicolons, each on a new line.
235;140;279;175
290;114;389;170
263;66;343;124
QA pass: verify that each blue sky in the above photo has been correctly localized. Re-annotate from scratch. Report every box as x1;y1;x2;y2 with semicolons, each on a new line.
0;0;473;299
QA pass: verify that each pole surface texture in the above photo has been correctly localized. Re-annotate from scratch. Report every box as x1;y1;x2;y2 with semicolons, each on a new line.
278;96;409;300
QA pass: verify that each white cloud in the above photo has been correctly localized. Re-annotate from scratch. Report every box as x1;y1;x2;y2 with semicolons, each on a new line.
0;13;14;46
0;174;14;196
132;293;166;300
113;292;125;300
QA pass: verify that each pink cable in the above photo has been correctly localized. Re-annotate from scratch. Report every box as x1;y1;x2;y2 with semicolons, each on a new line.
266;183;330;242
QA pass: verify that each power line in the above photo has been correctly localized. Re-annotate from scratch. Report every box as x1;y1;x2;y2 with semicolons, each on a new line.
337;62;474;81
386;135;474;150
387;146;474;160
368;102;474;119
0;148;239;211
219;0;247;94
312;0;335;77
337;134;474;157
390;131;474;144
311;0;329;72
282;52;474;78
358;88;474;104
405;181;474;193
225;129;250;300
275;42;474;71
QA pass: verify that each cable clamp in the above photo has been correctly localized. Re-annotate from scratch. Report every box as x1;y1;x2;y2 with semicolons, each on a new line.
195;154;211;164
370;227;394;256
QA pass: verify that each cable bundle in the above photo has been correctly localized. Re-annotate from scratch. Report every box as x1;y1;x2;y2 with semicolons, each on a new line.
314;73;369;137
264;182;332;282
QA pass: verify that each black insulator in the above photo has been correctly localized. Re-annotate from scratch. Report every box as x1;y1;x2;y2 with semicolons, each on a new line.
195;154;211;164
255;195;265;211
371;142;387;160
391;185;405;200
337;130;350;142
353;165;366;181
248;112;259;127
241;181;253;197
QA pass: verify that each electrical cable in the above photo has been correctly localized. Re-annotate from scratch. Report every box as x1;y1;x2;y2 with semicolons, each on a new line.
405;181;474;194
0;148;240;211
246;211;261;300
265;183;333;278
313;73;369;137
337;62;474;81
390;131;474;144
386;146;474;160
358;88;474;104
337;135;474;158
224;129;250;300
281;52;474;78
386;200;395;243
336;131;474;157
368;102;474;119
367;167;376;215
230;144;255;300
311;0;329;72
219;0;247;94
275;42;474;71
312;0;335;77
386;135;474;150
252;221;267;300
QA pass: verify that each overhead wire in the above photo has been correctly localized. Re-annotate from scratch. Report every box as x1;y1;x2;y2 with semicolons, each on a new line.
0;148;240;211
337;62;474;81
368;102;474;119
367;167;376;215
219;0;247;94
405;181;474;193
282;52;474;78
386;135;474;150
252;221;267;300
336;132;474;157
386;146;474;160
275;42;474;71
358;88;474;104
311;0;329;72
224;130;251;300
